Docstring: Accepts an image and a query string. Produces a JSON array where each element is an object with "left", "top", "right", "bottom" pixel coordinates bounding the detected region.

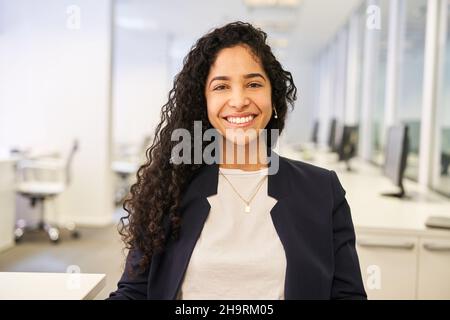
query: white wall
[
  {"left": 0, "top": 0, "right": 114, "bottom": 225},
  {"left": 113, "top": 27, "right": 170, "bottom": 148},
  {"left": 282, "top": 61, "right": 316, "bottom": 146}
]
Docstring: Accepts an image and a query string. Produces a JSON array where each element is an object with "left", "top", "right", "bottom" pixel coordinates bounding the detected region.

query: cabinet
[
  {"left": 356, "top": 231, "right": 418, "bottom": 299},
  {"left": 417, "top": 237, "right": 450, "bottom": 299},
  {"left": 356, "top": 228, "right": 450, "bottom": 299}
]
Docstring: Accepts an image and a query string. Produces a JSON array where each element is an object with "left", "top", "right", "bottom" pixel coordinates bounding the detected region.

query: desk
[
  {"left": 0, "top": 158, "right": 16, "bottom": 252},
  {"left": 0, "top": 272, "right": 106, "bottom": 300}
]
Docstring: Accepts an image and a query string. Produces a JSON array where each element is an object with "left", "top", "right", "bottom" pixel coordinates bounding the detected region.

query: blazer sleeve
[
  {"left": 330, "top": 170, "right": 367, "bottom": 300},
  {"left": 106, "top": 248, "right": 149, "bottom": 300}
]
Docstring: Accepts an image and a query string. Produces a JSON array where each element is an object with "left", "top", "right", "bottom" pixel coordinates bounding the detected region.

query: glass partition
[
  {"left": 432, "top": 0, "right": 450, "bottom": 195},
  {"left": 370, "top": 0, "right": 390, "bottom": 165},
  {"left": 397, "top": 0, "right": 428, "bottom": 181}
]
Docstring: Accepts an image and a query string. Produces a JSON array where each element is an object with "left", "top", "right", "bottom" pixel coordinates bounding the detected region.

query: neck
[{"left": 218, "top": 136, "right": 268, "bottom": 171}]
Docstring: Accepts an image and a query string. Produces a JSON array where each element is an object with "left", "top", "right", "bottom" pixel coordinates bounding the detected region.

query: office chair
[
  {"left": 111, "top": 161, "right": 139, "bottom": 205},
  {"left": 14, "top": 140, "right": 80, "bottom": 243},
  {"left": 112, "top": 135, "right": 152, "bottom": 205}
]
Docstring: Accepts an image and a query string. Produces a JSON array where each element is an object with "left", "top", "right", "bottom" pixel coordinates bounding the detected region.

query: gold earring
[{"left": 273, "top": 107, "right": 278, "bottom": 119}]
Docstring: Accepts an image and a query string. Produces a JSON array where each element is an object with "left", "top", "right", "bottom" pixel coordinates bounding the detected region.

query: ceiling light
[{"left": 244, "top": 0, "right": 302, "bottom": 9}]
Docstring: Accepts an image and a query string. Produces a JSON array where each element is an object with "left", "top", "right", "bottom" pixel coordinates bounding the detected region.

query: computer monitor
[
  {"left": 311, "top": 120, "right": 319, "bottom": 146},
  {"left": 337, "top": 125, "right": 359, "bottom": 171},
  {"left": 333, "top": 123, "right": 344, "bottom": 153},
  {"left": 440, "top": 127, "right": 450, "bottom": 175},
  {"left": 328, "top": 118, "right": 337, "bottom": 151},
  {"left": 403, "top": 120, "right": 420, "bottom": 154},
  {"left": 382, "top": 124, "right": 409, "bottom": 198}
]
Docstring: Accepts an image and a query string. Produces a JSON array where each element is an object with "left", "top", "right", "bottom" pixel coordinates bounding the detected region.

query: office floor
[{"left": 0, "top": 210, "right": 127, "bottom": 300}]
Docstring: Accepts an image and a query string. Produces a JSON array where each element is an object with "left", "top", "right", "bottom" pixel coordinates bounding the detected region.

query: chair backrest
[{"left": 65, "top": 140, "right": 79, "bottom": 186}]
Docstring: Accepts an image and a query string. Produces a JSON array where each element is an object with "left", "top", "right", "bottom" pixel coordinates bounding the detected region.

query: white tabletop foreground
[{"left": 0, "top": 272, "right": 106, "bottom": 300}]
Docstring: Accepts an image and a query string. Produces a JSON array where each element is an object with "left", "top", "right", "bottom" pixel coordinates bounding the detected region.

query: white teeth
[{"left": 225, "top": 115, "right": 255, "bottom": 124}]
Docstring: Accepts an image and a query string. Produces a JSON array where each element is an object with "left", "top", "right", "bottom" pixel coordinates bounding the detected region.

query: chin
[{"left": 222, "top": 130, "right": 261, "bottom": 147}]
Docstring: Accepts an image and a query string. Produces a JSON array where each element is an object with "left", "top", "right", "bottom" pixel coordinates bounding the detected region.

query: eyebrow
[{"left": 208, "top": 73, "right": 266, "bottom": 88}]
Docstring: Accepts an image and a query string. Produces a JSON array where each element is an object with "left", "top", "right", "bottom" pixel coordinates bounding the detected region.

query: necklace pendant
[{"left": 244, "top": 204, "right": 251, "bottom": 213}]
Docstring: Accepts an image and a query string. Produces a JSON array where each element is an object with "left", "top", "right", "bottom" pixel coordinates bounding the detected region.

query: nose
[{"left": 228, "top": 88, "right": 250, "bottom": 110}]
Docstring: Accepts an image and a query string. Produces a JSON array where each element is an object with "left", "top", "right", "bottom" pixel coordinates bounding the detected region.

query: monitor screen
[
  {"left": 311, "top": 120, "right": 319, "bottom": 144},
  {"left": 383, "top": 125, "right": 409, "bottom": 186},
  {"left": 338, "top": 125, "right": 358, "bottom": 161},
  {"left": 328, "top": 118, "right": 337, "bottom": 150}
]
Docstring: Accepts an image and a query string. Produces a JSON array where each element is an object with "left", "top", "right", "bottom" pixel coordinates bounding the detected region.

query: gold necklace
[{"left": 219, "top": 170, "right": 268, "bottom": 213}]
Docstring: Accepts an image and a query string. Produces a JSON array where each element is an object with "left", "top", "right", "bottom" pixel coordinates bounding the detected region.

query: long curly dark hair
[{"left": 119, "top": 21, "right": 297, "bottom": 272}]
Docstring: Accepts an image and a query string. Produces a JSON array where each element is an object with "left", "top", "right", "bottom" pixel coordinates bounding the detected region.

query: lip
[
  {"left": 222, "top": 112, "right": 258, "bottom": 118},
  {"left": 221, "top": 114, "right": 258, "bottom": 128}
]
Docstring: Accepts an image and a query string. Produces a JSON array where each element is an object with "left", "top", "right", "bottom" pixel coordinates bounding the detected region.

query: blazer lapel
[
  {"left": 266, "top": 154, "right": 294, "bottom": 299},
  {"left": 267, "top": 156, "right": 326, "bottom": 299}
]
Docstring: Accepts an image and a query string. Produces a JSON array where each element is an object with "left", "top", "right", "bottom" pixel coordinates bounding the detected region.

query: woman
[{"left": 108, "top": 22, "right": 366, "bottom": 300}]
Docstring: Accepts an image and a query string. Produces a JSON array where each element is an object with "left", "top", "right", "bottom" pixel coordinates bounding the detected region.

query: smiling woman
[{"left": 108, "top": 21, "right": 366, "bottom": 300}]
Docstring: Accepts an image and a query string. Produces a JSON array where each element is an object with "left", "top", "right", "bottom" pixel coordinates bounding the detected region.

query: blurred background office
[{"left": 1, "top": 0, "right": 450, "bottom": 299}]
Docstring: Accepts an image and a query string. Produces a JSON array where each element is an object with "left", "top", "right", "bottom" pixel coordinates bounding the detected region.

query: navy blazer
[{"left": 108, "top": 154, "right": 367, "bottom": 300}]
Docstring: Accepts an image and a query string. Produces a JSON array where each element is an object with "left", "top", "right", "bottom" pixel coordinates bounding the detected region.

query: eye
[
  {"left": 247, "top": 82, "right": 262, "bottom": 88},
  {"left": 213, "top": 84, "right": 228, "bottom": 91}
]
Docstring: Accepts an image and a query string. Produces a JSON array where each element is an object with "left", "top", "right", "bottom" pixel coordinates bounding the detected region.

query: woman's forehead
[{"left": 209, "top": 45, "right": 265, "bottom": 76}]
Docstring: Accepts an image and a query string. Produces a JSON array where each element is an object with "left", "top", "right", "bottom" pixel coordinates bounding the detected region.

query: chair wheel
[
  {"left": 48, "top": 227, "right": 60, "bottom": 243},
  {"left": 71, "top": 230, "right": 80, "bottom": 239},
  {"left": 14, "top": 228, "right": 24, "bottom": 243}
]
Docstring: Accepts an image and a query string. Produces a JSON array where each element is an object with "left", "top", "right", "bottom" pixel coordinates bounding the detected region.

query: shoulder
[
  {"left": 278, "top": 155, "right": 346, "bottom": 201},
  {"left": 279, "top": 155, "right": 331, "bottom": 178}
]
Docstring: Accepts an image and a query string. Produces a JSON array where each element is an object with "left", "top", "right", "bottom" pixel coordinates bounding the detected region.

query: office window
[
  {"left": 397, "top": 0, "right": 427, "bottom": 181},
  {"left": 355, "top": 5, "right": 366, "bottom": 124},
  {"left": 315, "top": 33, "right": 347, "bottom": 148},
  {"left": 333, "top": 29, "right": 348, "bottom": 128},
  {"left": 370, "top": 0, "right": 390, "bottom": 165},
  {"left": 330, "top": 27, "right": 348, "bottom": 150},
  {"left": 344, "top": 9, "right": 365, "bottom": 127},
  {"left": 433, "top": 1, "right": 450, "bottom": 195}
]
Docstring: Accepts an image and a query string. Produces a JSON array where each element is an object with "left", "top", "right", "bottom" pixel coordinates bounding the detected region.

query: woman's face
[{"left": 205, "top": 45, "right": 272, "bottom": 145}]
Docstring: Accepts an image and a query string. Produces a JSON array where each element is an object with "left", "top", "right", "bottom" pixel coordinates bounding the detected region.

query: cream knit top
[{"left": 178, "top": 167, "right": 287, "bottom": 300}]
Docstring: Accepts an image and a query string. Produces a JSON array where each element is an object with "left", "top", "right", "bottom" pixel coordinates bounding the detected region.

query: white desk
[
  {"left": 0, "top": 158, "right": 16, "bottom": 252},
  {"left": 0, "top": 272, "right": 106, "bottom": 300}
]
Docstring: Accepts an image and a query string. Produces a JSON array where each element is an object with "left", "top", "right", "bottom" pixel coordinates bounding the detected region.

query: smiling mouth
[{"left": 223, "top": 114, "right": 258, "bottom": 126}]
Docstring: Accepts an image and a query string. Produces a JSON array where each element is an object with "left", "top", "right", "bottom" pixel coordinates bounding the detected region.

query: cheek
[
  {"left": 205, "top": 96, "right": 223, "bottom": 125},
  {"left": 253, "top": 94, "right": 272, "bottom": 117}
]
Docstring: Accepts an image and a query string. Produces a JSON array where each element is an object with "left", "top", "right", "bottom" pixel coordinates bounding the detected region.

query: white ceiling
[{"left": 115, "top": 0, "right": 363, "bottom": 61}]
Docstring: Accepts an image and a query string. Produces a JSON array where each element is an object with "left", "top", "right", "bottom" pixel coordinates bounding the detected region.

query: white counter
[{"left": 0, "top": 158, "right": 16, "bottom": 251}]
